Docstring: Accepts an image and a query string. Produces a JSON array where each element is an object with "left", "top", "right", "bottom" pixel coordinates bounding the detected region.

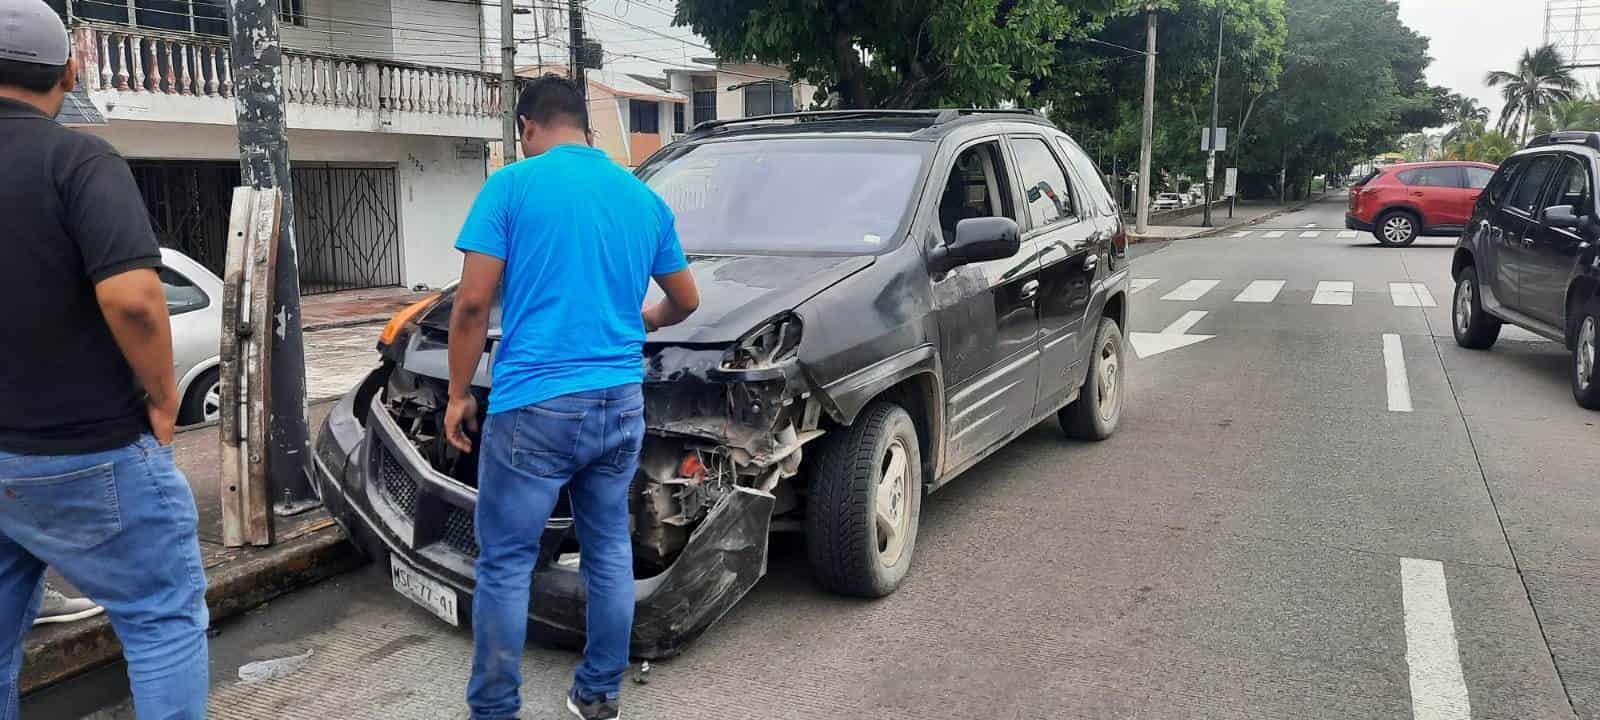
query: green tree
[
  {"left": 1486, "top": 44, "right": 1579, "bottom": 143},
  {"left": 1532, "top": 97, "right": 1600, "bottom": 134},
  {"left": 1444, "top": 121, "right": 1518, "bottom": 164},
  {"left": 673, "top": 0, "right": 1116, "bottom": 109}
]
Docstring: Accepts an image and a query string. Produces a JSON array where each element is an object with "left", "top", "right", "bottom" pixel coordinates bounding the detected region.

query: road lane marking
[
  {"left": 1264, "top": 231, "right": 1286, "bottom": 238},
  {"left": 1131, "top": 278, "right": 1159, "bottom": 294},
  {"left": 1299, "top": 231, "right": 1322, "bottom": 238},
  {"left": 1163, "top": 310, "right": 1207, "bottom": 334},
  {"left": 1401, "top": 558, "right": 1471, "bottom": 719},
  {"left": 1129, "top": 311, "right": 1215, "bottom": 358},
  {"left": 1390, "top": 282, "right": 1438, "bottom": 307},
  {"left": 1312, "top": 281, "right": 1354, "bottom": 305},
  {"left": 1231, "top": 231, "right": 1251, "bottom": 238},
  {"left": 1338, "top": 230, "right": 1359, "bottom": 239},
  {"left": 1384, "top": 333, "right": 1413, "bottom": 412},
  {"left": 1233, "top": 280, "right": 1286, "bottom": 303},
  {"left": 1161, "top": 279, "right": 1220, "bottom": 301}
]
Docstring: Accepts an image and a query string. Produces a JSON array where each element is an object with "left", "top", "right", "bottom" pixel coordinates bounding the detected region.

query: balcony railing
[{"left": 71, "top": 23, "right": 502, "bottom": 118}]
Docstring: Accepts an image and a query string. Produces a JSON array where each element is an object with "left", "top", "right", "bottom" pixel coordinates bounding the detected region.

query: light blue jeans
[
  {"left": 0, "top": 434, "right": 209, "bottom": 719},
  {"left": 468, "top": 384, "right": 643, "bottom": 719}
]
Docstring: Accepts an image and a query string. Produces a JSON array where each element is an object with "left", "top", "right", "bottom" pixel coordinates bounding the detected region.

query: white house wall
[
  {"left": 83, "top": 122, "right": 484, "bottom": 290},
  {"left": 90, "top": 89, "right": 499, "bottom": 138},
  {"left": 282, "top": 0, "right": 396, "bottom": 60},
  {"left": 281, "top": 0, "right": 482, "bottom": 72}
]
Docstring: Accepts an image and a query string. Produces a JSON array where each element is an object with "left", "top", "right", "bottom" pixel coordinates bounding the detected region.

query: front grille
[
  {"left": 378, "top": 447, "right": 419, "bottom": 516},
  {"left": 443, "top": 507, "right": 480, "bottom": 558}
]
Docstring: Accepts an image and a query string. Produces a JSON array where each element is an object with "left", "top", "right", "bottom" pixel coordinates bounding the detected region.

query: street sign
[
  {"left": 1206, "top": 155, "right": 1216, "bottom": 181},
  {"left": 1224, "top": 167, "right": 1238, "bottom": 197},
  {"left": 1201, "top": 127, "right": 1228, "bottom": 152}
]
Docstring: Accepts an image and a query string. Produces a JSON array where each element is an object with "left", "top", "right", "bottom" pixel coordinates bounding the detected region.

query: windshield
[{"left": 637, "top": 138, "right": 929, "bottom": 255}]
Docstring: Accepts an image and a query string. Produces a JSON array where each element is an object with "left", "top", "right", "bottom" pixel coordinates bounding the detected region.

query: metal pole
[
  {"left": 501, "top": 0, "right": 517, "bottom": 160},
  {"left": 227, "top": 0, "right": 317, "bottom": 520},
  {"left": 1136, "top": 6, "right": 1157, "bottom": 234},
  {"left": 569, "top": 0, "right": 586, "bottom": 110},
  {"left": 1203, "top": 3, "right": 1222, "bottom": 228}
]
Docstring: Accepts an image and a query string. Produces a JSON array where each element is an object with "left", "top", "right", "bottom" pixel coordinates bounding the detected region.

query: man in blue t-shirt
[{"left": 443, "top": 74, "right": 699, "bottom": 720}]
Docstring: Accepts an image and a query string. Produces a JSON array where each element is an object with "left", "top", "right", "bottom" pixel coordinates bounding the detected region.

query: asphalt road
[{"left": 45, "top": 194, "right": 1600, "bottom": 719}]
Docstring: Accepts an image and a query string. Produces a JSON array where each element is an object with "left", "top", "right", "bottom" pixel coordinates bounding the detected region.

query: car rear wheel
[
  {"left": 179, "top": 367, "right": 221, "bottom": 425},
  {"left": 1061, "top": 317, "right": 1125, "bottom": 441},
  {"left": 806, "top": 402, "right": 921, "bottom": 598},
  {"left": 1573, "top": 300, "right": 1600, "bottom": 409},
  {"left": 1376, "top": 210, "right": 1418, "bottom": 246},
  {"left": 1452, "top": 267, "right": 1501, "bottom": 350}
]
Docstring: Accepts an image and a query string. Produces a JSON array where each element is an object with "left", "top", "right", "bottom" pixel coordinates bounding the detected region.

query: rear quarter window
[
  {"left": 1055, "top": 137, "right": 1116, "bottom": 216},
  {"left": 1481, "top": 158, "right": 1525, "bottom": 208}
]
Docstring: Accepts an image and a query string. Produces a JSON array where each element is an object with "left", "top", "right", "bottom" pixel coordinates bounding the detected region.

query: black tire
[
  {"left": 1375, "top": 210, "right": 1419, "bottom": 246},
  {"left": 1061, "top": 317, "right": 1125, "bottom": 441},
  {"left": 1572, "top": 297, "right": 1600, "bottom": 410},
  {"left": 1452, "top": 267, "right": 1501, "bottom": 350},
  {"left": 178, "top": 367, "right": 220, "bottom": 425},
  {"left": 805, "top": 402, "right": 922, "bottom": 598}
]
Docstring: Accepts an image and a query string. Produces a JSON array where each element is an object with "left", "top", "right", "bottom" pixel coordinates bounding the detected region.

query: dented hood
[{"left": 644, "top": 254, "right": 874, "bottom": 344}]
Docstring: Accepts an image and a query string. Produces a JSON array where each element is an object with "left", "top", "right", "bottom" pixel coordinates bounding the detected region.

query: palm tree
[
  {"left": 1443, "top": 96, "right": 1491, "bottom": 146},
  {"left": 1486, "top": 44, "right": 1580, "bottom": 143},
  {"left": 1536, "top": 98, "right": 1600, "bottom": 134}
]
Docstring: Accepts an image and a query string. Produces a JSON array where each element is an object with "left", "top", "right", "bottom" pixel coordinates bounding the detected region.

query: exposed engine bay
[{"left": 380, "top": 315, "right": 822, "bottom": 576}]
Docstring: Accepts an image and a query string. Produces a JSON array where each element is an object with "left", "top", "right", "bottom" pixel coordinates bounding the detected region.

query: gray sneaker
[
  {"left": 34, "top": 587, "right": 103, "bottom": 625},
  {"left": 566, "top": 688, "right": 620, "bottom": 720}
]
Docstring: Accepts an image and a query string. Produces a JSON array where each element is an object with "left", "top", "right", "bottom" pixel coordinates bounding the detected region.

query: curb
[
  {"left": 21, "top": 522, "right": 365, "bottom": 693},
  {"left": 304, "top": 318, "right": 387, "bottom": 333},
  {"left": 1126, "top": 192, "right": 1333, "bottom": 245}
]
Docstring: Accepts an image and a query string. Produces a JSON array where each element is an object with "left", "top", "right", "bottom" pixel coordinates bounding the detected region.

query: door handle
[
  {"left": 1083, "top": 254, "right": 1099, "bottom": 272},
  {"left": 1019, "top": 280, "right": 1040, "bottom": 303},
  {"left": 1523, "top": 236, "right": 1536, "bottom": 247}
]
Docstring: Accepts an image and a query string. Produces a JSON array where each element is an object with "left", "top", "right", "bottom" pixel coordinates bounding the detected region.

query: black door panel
[{"left": 1526, "top": 156, "right": 1593, "bottom": 326}]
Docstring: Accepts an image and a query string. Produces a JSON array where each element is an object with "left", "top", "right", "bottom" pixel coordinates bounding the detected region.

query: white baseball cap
[{"left": 0, "top": 0, "right": 69, "bottom": 66}]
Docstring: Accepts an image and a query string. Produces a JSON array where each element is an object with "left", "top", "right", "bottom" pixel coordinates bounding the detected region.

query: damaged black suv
[{"left": 312, "top": 109, "right": 1132, "bottom": 658}]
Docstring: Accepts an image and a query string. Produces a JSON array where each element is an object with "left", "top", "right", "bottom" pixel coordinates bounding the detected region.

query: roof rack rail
[
  {"left": 1527, "top": 131, "right": 1600, "bottom": 151},
  {"left": 687, "top": 107, "right": 1045, "bottom": 134}
]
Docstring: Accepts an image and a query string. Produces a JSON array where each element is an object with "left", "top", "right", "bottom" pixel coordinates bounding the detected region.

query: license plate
[{"left": 391, "top": 556, "right": 459, "bottom": 627}]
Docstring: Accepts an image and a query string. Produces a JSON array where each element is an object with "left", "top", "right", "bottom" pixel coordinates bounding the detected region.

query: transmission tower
[{"left": 1547, "top": 0, "right": 1600, "bottom": 69}]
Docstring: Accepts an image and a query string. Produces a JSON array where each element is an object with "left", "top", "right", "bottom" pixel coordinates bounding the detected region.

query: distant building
[
  {"left": 513, "top": 65, "right": 686, "bottom": 168},
  {"left": 662, "top": 58, "right": 818, "bottom": 130}
]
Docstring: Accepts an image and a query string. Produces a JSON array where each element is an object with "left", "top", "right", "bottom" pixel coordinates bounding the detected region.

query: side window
[
  {"left": 1398, "top": 167, "right": 1460, "bottom": 187},
  {"left": 160, "top": 266, "right": 209, "bottom": 316},
  {"left": 937, "top": 141, "right": 1015, "bottom": 245},
  {"left": 1464, "top": 167, "right": 1495, "bottom": 190},
  {"left": 1056, "top": 136, "right": 1115, "bottom": 216},
  {"left": 1547, "top": 157, "right": 1593, "bottom": 217},
  {"left": 1010, "top": 137, "right": 1076, "bottom": 228},
  {"left": 1482, "top": 158, "right": 1524, "bottom": 207},
  {"left": 1508, "top": 156, "right": 1559, "bottom": 215}
]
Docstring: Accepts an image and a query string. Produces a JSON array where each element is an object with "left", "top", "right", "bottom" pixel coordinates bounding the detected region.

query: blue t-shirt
[{"left": 454, "top": 144, "right": 688, "bottom": 414}]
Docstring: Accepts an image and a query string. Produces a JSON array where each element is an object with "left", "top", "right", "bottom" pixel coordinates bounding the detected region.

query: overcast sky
[{"left": 1395, "top": 0, "right": 1569, "bottom": 126}]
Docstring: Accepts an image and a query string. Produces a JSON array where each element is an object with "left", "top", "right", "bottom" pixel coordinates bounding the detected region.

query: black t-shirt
[{"left": 0, "top": 96, "right": 162, "bottom": 455}]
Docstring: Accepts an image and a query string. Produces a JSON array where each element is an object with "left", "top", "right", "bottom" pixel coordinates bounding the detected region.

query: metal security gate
[{"left": 129, "top": 161, "right": 403, "bottom": 295}]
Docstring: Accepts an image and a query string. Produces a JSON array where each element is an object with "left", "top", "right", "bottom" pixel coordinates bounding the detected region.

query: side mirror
[
  {"left": 1544, "top": 204, "right": 1589, "bottom": 231},
  {"left": 930, "top": 217, "right": 1021, "bottom": 273}
]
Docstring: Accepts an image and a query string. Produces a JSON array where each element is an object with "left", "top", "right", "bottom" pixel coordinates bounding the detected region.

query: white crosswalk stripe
[
  {"left": 1264, "top": 231, "right": 1286, "bottom": 238},
  {"left": 1313, "top": 281, "right": 1355, "bottom": 305},
  {"left": 1231, "top": 231, "right": 1251, "bottom": 238},
  {"left": 1131, "top": 278, "right": 1159, "bottom": 294},
  {"left": 1389, "top": 282, "right": 1438, "bottom": 307},
  {"left": 1233, "top": 280, "right": 1286, "bottom": 303},
  {"left": 1161, "top": 279, "right": 1220, "bottom": 301},
  {"left": 1338, "top": 230, "right": 1359, "bottom": 239},
  {"left": 1299, "top": 231, "right": 1321, "bottom": 238}
]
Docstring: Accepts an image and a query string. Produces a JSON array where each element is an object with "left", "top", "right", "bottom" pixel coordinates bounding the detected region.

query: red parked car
[{"left": 1346, "top": 161, "right": 1498, "bottom": 246}]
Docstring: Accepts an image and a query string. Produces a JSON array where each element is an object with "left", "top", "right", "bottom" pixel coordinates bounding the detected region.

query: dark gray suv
[{"left": 1451, "top": 131, "right": 1600, "bottom": 409}]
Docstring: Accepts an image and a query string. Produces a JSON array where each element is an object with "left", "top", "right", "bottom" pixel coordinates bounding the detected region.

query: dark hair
[
  {"left": 516, "top": 73, "right": 588, "bottom": 133},
  {"left": 0, "top": 58, "right": 68, "bottom": 93}
]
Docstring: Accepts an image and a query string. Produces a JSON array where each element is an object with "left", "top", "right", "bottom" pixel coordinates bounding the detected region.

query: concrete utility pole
[
  {"left": 569, "top": 0, "right": 587, "bottom": 108},
  {"left": 1136, "top": 5, "right": 1157, "bottom": 233},
  {"left": 1202, "top": 4, "right": 1223, "bottom": 228},
  {"left": 226, "top": 0, "right": 318, "bottom": 520},
  {"left": 501, "top": 0, "right": 517, "bottom": 159}
]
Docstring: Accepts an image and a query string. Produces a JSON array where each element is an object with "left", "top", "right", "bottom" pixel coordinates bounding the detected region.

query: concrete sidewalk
[
  {"left": 1129, "top": 194, "right": 1332, "bottom": 243},
  {"left": 21, "top": 400, "right": 365, "bottom": 694}
]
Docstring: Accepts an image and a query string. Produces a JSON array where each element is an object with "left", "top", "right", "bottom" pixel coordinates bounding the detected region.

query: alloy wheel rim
[
  {"left": 1455, "top": 280, "right": 1473, "bottom": 335},
  {"left": 1580, "top": 317, "right": 1597, "bottom": 391},
  {"left": 203, "top": 381, "right": 222, "bottom": 423},
  {"left": 1384, "top": 216, "right": 1412, "bottom": 243},
  {"left": 1098, "top": 335, "right": 1120, "bottom": 421},
  {"left": 875, "top": 439, "right": 912, "bottom": 567}
]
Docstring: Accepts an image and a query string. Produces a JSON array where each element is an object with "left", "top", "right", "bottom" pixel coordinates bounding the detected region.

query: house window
[
  {"left": 279, "top": 0, "right": 305, "bottom": 27},
  {"left": 742, "top": 81, "right": 794, "bottom": 117},
  {"left": 673, "top": 103, "right": 685, "bottom": 133},
  {"left": 630, "top": 100, "right": 660, "bottom": 134},
  {"left": 73, "top": 0, "right": 229, "bottom": 37},
  {"left": 693, "top": 89, "right": 716, "bottom": 126}
]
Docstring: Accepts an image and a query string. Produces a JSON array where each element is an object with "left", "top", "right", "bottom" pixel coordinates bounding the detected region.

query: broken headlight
[{"left": 721, "top": 314, "right": 802, "bottom": 371}]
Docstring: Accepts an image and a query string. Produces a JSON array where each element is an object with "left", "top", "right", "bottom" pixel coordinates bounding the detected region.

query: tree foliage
[
  {"left": 1486, "top": 44, "right": 1579, "bottom": 143},
  {"left": 1444, "top": 121, "right": 1519, "bottom": 164}
]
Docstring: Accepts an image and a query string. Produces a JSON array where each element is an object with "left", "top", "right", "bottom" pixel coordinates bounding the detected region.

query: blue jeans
[
  {"left": 0, "top": 434, "right": 208, "bottom": 719},
  {"left": 468, "top": 384, "right": 644, "bottom": 719}
]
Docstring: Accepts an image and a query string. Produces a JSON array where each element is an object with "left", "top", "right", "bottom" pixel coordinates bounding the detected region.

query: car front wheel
[
  {"left": 1452, "top": 268, "right": 1501, "bottom": 349},
  {"left": 1573, "top": 300, "right": 1600, "bottom": 410},
  {"left": 179, "top": 368, "right": 222, "bottom": 426},
  {"left": 806, "top": 402, "right": 922, "bottom": 598}
]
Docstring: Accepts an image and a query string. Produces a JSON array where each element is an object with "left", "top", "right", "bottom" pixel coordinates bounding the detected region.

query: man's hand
[
  {"left": 444, "top": 393, "right": 479, "bottom": 453},
  {"left": 94, "top": 268, "right": 180, "bottom": 446},
  {"left": 148, "top": 399, "right": 178, "bottom": 446},
  {"left": 646, "top": 269, "right": 700, "bottom": 332}
]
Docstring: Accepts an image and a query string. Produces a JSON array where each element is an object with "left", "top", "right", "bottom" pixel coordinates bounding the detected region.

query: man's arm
[
  {"left": 443, "top": 252, "right": 504, "bottom": 453},
  {"left": 643, "top": 268, "right": 699, "bottom": 331},
  {"left": 94, "top": 269, "right": 179, "bottom": 444}
]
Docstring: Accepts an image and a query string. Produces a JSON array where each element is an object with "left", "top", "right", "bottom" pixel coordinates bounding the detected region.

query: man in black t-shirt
[{"left": 0, "top": 1, "right": 207, "bottom": 716}]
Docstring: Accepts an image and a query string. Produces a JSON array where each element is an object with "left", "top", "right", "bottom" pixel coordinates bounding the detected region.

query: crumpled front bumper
[{"left": 312, "top": 370, "right": 775, "bottom": 659}]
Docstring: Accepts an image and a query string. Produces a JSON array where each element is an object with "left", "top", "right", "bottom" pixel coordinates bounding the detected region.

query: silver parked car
[{"left": 159, "top": 248, "right": 223, "bottom": 426}]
